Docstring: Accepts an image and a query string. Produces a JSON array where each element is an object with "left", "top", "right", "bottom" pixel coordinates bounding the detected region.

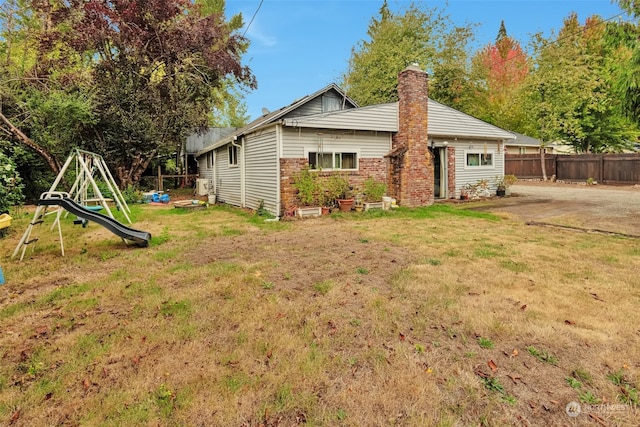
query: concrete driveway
[{"left": 481, "top": 181, "right": 640, "bottom": 236}]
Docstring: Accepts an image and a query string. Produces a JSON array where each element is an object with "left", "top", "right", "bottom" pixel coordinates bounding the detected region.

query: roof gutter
[{"left": 196, "top": 121, "right": 282, "bottom": 157}]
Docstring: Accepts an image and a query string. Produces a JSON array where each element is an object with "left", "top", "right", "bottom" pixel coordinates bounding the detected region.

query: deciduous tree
[{"left": 342, "top": 1, "right": 474, "bottom": 107}]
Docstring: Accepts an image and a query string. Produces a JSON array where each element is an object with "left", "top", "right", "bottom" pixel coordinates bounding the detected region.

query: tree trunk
[
  {"left": 0, "top": 111, "right": 62, "bottom": 176},
  {"left": 540, "top": 145, "right": 547, "bottom": 181},
  {"left": 115, "top": 151, "right": 156, "bottom": 189}
]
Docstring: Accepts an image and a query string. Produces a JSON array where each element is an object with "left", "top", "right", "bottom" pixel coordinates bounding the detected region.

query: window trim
[
  {"left": 306, "top": 150, "right": 359, "bottom": 171},
  {"left": 228, "top": 145, "right": 239, "bottom": 167},
  {"left": 465, "top": 150, "right": 495, "bottom": 169}
]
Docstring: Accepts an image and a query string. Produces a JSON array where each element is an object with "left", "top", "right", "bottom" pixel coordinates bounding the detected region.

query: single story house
[
  {"left": 505, "top": 132, "right": 541, "bottom": 154},
  {"left": 194, "top": 65, "right": 515, "bottom": 216},
  {"left": 505, "top": 133, "right": 576, "bottom": 155}
]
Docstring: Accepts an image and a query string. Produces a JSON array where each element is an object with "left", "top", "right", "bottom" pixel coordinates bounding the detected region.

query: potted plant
[
  {"left": 362, "top": 177, "right": 387, "bottom": 211},
  {"left": 460, "top": 184, "right": 470, "bottom": 200},
  {"left": 327, "top": 174, "right": 353, "bottom": 212},
  {"left": 495, "top": 174, "right": 517, "bottom": 197},
  {"left": 292, "top": 168, "right": 322, "bottom": 217}
]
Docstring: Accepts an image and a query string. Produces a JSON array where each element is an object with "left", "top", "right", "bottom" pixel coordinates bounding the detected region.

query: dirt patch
[
  {"left": 187, "top": 218, "right": 415, "bottom": 290},
  {"left": 478, "top": 181, "right": 640, "bottom": 236}
]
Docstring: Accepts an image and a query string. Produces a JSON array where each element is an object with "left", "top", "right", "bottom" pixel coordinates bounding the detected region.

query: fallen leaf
[
  {"left": 588, "top": 413, "right": 608, "bottom": 427},
  {"left": 9, "top": 409, "right": 20, "bottom": 424},
  {"left": 520, "top": 304, "right": 527, "bottom": 311},
  {"left": 512, "top": 349, "right": 519, "bottom": 358},
  {"left": 488, "top": 360, "right": 498, "bottom": 372},
  {"left": 83, "top": 378, "right": 90, "bottom": 391},
  {"left": 564, "top": 320, "right": 575, "bottom": 325},
  {"left": 398, "top": 332, "right": 405, "bottom": 342},
  {"left": 507, "top": 374, "right": 522, "bottom": 385}
]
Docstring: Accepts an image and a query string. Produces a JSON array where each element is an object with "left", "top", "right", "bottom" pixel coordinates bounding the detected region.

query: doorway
[{"left": 432, "top": 147, "right": 447, "bottom": 199}]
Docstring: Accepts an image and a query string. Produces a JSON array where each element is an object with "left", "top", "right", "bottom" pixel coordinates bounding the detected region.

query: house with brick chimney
[{"left": 194, "top": 65, "right": 514, "bottom": 216}]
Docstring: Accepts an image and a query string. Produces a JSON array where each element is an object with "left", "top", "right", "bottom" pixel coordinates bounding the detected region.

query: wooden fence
[{"left": 505, "top": 153, "right": 640, "bottom": 184}]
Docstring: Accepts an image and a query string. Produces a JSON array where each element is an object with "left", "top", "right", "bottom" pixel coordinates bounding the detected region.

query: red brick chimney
[{"left": 388, "top": 64, "right": 434, "bottom": 207}]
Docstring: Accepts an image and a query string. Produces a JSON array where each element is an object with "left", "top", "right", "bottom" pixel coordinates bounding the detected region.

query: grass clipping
[{"left": 0, "top": 203, "right": 639, "bottom": 426}]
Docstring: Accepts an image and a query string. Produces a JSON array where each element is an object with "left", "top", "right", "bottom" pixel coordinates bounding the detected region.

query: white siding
[
  {"left": 283, "top": 103, "right": 397, "bottom": 132},
  {"left": 214, "top": 145, "right": 241, "bottom": 207},
  {"left": 281, "top": 128, "right": 392, "bottom": 159},
  {"left": 244, "top": 130, "right": 279, "bottom": 213},
  {"left": 452, "top": 140, "right": 505, "bottom": 196}
]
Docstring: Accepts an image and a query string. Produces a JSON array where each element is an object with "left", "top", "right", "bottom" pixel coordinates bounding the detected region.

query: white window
[
  {"left": 228, "top": 145, "right": 238, "bottom": 166},
  {"left": 308, "top": 151, "right": 357, "bottom": 170},
  {"left": 466, "top": 152, "right": 493, "bottom": 167}
]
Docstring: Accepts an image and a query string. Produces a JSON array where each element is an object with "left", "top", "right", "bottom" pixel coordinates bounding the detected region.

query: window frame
[
  {"left": 465, "top": 150, "right": 494, "bottom": 169},
  {"left": 307, "top": 150, "right": 359, "bottom": 171},
  {"left": 228, "top": 145, "right": 239, "bottom": 167}
]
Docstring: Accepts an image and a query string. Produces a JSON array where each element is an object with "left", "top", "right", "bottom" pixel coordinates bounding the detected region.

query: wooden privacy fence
[{"left": 505, "top": 153, "right": 640, "bottom": 184}]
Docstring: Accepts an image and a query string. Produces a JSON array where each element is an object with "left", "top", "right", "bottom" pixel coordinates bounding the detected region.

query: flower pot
[
  {"left": 296, "top": 207, "right": 322, "bottom": 218},
  {"left": 321, "top": 206, "right": 330, "bottom": 215},
  {"left": 497, "top": 189, "right": 506, "bottom": 197},
  {"left": 364, "top": 201, "right": 384, "bottom": 211},
  {"left": 337, "top": 199, "right": 354, "bottom": 212}
]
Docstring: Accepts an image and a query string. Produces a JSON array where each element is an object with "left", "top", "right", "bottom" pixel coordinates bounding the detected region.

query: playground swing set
[{"left": 12, "top": 149, "right": 151, "bottom": 261}]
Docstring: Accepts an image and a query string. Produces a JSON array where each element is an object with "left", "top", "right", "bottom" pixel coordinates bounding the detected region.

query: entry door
[{"left": 433, "top": 148, "right": 447, "bottom": 199}]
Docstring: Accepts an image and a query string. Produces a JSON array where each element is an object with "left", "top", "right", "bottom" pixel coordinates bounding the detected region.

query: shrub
[
  {"left": 362, "top": 177, "right": 386, "bottom": 202},
  {"left": 0, "top": 150, "right": 24, "bottom": 214}
]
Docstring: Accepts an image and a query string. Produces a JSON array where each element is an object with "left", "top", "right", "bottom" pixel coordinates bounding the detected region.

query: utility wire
[{"left": 243, "top": 0, "right": 264, "bottom": 37}]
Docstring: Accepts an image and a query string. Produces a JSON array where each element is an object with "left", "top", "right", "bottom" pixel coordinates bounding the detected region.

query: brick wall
[
  {"left": 390, "top": 65, "right": 434, "bottom": 207},
  {"left": 280, "top": 157, "right": 388, "bottom": 214},
  {"left": 280, "top": 158, "right": 307, "bottom": 212},
  {"left": 447, "top": 147, "right": 456, "bottom": 198}
]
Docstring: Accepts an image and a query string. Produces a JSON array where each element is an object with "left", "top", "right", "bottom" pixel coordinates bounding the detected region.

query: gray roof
[
  {"left": 282, "top": 99, "right": 514, "bottom": 140},
  {"left": 427, "top": 99, "right": 514, "bottom": 140},
  {"left": 196, "top": 84, "right": 358, "bottom": 156},
  {"left": 506, "top": 132, "right": 541, "bottom": 147},
  {"left": 196, "top": 85, "right": 515, "bottom": 157}
]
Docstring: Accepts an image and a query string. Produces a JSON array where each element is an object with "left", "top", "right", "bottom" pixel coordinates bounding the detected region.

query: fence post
[{"left": 599, "top": 155, "right": 604, "bottom": 183}]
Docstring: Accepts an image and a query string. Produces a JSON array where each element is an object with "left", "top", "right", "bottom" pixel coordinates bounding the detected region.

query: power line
[{"left": 243, "top": 0, "right": 264, "bottom": 37}]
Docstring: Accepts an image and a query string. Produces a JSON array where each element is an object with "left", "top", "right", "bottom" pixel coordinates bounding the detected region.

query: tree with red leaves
[
  {"left": 469, "top": 21, "right": 529, "bottom": 130},
  {"left": 4, "top": 0, "right": 255, "bottom": 188}
]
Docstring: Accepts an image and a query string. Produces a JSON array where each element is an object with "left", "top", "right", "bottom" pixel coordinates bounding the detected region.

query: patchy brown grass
[{"left": 0, "top": 201, "right": 639, "bottom": 426}]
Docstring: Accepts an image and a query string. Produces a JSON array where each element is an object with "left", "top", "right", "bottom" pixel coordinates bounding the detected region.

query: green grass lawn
[{"left": 0, "top": 201, "right": 639, "bottom": 426}]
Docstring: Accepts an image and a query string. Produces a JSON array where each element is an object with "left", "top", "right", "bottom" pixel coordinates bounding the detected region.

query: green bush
[
  {"left": 0, "top": 150, "right": 24, "bottom": 214},
  {"left": 362, "top": 177, "right": 387, "bottom": 202}
]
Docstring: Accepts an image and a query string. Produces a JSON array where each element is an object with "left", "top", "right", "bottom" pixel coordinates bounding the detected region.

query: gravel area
[{"left": 481, "top": 181, "right": 640, "bottom": 236}]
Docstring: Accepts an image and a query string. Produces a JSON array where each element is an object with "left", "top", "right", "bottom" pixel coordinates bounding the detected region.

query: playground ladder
[{"left": 12, "top": 192, "right": 67, "bottom": 261}]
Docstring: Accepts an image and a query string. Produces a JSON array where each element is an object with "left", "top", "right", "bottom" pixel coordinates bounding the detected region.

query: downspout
[
  {"left": 231, "top": 136, "right": 245, "bottom": 208},
  {"left": 274, "top": 123, "right": 283, "bottom": 220}
]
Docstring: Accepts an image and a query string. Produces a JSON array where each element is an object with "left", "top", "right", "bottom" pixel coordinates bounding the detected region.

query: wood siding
[
  {"left": 281, "top": 128, "right": 392, "bottom": 159},
  {"left": 244, "top": 130, "right": 279, "bottom": 213}
]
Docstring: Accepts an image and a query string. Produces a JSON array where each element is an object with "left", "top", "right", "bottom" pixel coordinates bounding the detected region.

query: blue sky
[{"left": 226, "top": 0, "right": 630, "bottom": 121}]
